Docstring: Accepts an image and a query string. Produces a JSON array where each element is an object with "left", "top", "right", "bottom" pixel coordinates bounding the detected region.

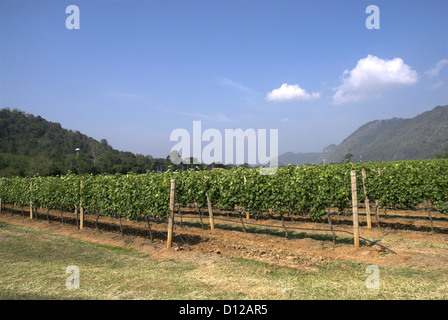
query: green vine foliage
[{"left": 0, "top": 159, "right": 447, "bottom": 221}]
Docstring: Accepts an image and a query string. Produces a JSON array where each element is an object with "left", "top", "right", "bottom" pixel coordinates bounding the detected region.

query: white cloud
[
  {"left": 332, "top": 55, "right": 418, "bottom": 105},
  {"left": 104, "top": 91, "right": 144, "bottom": 101},
  {"left": 425, "top": 59, "right": 448, "bottom": 78},
  {"left": 220, "top": 78, "right": 254, "bottom": 93},
  {"left": 216, "top": 113, "right": 233, "bottom": 122},
  {"left": 280, "top": 117, "right": 289, "bottom": 122},
  {"left": 429, "top": 81, "right": 444, "bottom": 90},
  {"left": 173, "top": 111, "right": 234, "bottom": 122},
  {"left": 265, "top": 83, "right": 320, "bottom": 101}
]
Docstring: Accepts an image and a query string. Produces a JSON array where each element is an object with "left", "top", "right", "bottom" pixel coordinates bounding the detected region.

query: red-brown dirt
[{"left": 0, "top": 205, "right": 447, "bottom": 271}]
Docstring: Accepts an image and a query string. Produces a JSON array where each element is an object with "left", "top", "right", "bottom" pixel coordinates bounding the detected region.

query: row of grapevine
[
  {"left": 0, "top": 159, "right": 447, "bottom": 223},
  {"left": 352, "top": 159, "right": 448, "bottom": 214},
  {"left": 175, "top": 159, "right": 448, "bottom": 219},
  {"left": 0, "top": 173, "right": 172, "bottom": 220},
  {"left": 174, "top": 164, "right": 353, "bottom": 220}
]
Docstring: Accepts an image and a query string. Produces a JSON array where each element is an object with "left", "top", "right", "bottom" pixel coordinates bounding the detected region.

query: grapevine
[{"left": 0, "top": 159, "right": 447, "bottom": 227}]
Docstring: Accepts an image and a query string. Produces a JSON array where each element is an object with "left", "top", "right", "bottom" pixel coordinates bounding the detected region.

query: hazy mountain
[
  {"left": 277, "top": 152, "right": 322, "bottom": 166},
  {"left": 2, "top": 105, "right": 447, "bottom": 175},
  {"left": 325, "top": 105, "right": 448, "bottom": 163},
  {"left": 279, "top": 105, "right": 448, "bottom": 165}
]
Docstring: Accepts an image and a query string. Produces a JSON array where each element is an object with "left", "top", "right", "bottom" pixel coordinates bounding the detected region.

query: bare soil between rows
[{"left": 1, "top": 205, "right": 447, "bottom": 272}]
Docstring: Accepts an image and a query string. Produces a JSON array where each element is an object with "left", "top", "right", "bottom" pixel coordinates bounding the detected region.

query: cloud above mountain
[
  {"left": 425, "top": 59, "right": 448, "bottom": 78},
  {"left": 266, "top": 83, "right": 321, "bottom": 102},
  {"left": 332, "top": 55, "right": 418, "bottom": 105}
]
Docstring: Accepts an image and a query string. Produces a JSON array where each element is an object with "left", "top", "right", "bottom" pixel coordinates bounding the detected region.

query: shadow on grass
[
  {"left": 177, "top": 219, "right": 368, "bottom": 247},
  {"left": 2, "top": 207, "right": 205, "bottom": 247},
  {"left": 183, "top": 207, "right": 448, "bottom": 234},
  {"left": 1, "top": 207, "right": 373, "bottom": 248},
  {"left": 0, "top": 291, "right": 77, "bottom": 300}
]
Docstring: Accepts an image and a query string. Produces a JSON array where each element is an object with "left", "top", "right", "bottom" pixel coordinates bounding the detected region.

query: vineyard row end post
[
  {"left": 207, "top": 194, "right": 215, "bottom": 231},
  {"left": 351, "top": 170, "right": 360, "bottom": 248},
  {"left": 29, "top": 182, "right": 33, "bottom": 220},
  {"left": 361, "top": 169, "right": 372, "bottom": 229},
  {"left": 167, "top": 179, "right": 176, "bottom": 249},
  {"left": 79, "top": 181, "right": 84, "bottom": 229}
]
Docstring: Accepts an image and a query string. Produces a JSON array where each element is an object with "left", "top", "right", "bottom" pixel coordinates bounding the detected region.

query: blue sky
[{"left": 0, "top": 0, "right": 447, "bottom": 158}]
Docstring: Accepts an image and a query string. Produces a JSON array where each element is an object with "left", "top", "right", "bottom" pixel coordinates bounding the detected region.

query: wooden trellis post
[
  {"left": 29, "top": 182, "right": 33, "bottom": 219},
  {"left": 244, "top": 176, "right": 250, "bottom": 220},
  {"left": 351, "top": 170, "right": 360, "bottom": 247},
  {"left": 375, "top": 168, "right": 382, "bottom": 224},
  {"left": 0, "top": 181, "right": 2, "bottom": 214},
  {"left": 79, "top": 181, "right": 84, "bottom": 229},
  {"left": 361, "top": 169, "right": 372, "bottom": 229},
  {"left": 207, "top": 194, "right": 215, "bottom": 231},
  {"left": 167, "top": 179, "right": 176, "bottom": 249}
]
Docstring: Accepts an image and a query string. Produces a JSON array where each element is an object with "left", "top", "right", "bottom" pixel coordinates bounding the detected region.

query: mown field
[
  {"left": 1, "top": 159, "right": 447, "bottom": 301},
  {"left": 1, "top": 211, "right": 447, "bottom": 300}
]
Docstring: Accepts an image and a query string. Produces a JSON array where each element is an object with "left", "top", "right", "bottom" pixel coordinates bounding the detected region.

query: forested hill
[
  {"left": 0, "top": 108, "right": 170, "bottom": 177},
  {"left": 0, "top": 108, "right": 113, "bottom": 156},
  {"left": 324, "top": 105, "right": 448, "bottom": 163}
]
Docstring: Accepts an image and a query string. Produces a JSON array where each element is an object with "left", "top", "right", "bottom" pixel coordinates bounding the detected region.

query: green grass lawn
[{"left": 0, "top": 221, "right": 447, "bottom": 300}]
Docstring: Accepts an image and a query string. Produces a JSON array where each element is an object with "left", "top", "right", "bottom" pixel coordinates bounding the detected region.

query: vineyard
[{"left": 1, "top": 159, "right": 448, "bottom": 251}]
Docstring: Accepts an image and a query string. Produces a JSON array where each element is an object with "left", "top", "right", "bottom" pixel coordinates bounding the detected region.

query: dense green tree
[
  {"left": 435, "top": 146, "right": 448, "bottom": 159},
  {"left": 0, "top": 108, "right": 173, "bottom": 177},
  {"left": 343, "top": 153, "right": 353, "bottom": 163}
]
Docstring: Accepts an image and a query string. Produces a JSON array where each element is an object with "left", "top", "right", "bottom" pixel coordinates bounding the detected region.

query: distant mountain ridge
[
  {"left": 278, "top": 105, "right": 448, "bottom": 165},
  {"left": 1, "top": 105, "right": 447, "bottom": 176},
  {"left": 277, "top": 152, "right": 322, "bottom": 167}
]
